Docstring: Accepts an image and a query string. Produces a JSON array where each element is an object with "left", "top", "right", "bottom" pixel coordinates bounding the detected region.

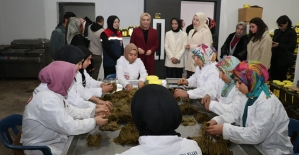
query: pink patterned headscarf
[
  {"left": 192, "top": 44, "right": 217, "bottom": 65},
  {"left": 38, "top": 61, "right": 76, "bottom": 96}
]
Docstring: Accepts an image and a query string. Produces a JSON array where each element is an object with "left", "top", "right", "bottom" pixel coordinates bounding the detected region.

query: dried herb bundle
[
  {"left": 113, "top": 123, "right": 139, "bottom": 145},
  {"left": 193, "top": 112, "right": 210, "bottom": 123},
  {"left": 86, "top": 134, "right": 102, "bottom": 146},
  {"left": 181, "top": 116, "right": 196, "bottom": 126},
  {"left": 98, "top": 121, "right": 120, "bottom": 131},
  {"left": 179, "top": 103, "right": 199, "bottom": 115}
]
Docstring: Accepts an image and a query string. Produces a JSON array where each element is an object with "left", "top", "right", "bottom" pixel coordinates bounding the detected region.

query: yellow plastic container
[
  {"left": 146, "top": 75, "right": 159, "bottom": 81},
  {"left": 148, "top": 80, "right": 162, "bottom": 85},
  {"left": 273, "top": 82, "right": 285, "bottom": 97},
  {"left": 272, "top": 80, "right": 280, "bottom": 84}
]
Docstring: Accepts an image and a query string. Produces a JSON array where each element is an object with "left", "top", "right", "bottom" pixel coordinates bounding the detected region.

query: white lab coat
[
  {"left": 212, "top": 92, "right": 293, "bottom": 155},
  {"left": 207, "top": 79, "right": 243, "bottom": 116},
  {"left": 187, "top": 62, "right": 219, "bottom": 99},
  {"left": 22, "top": 88, "right": 96, "bottom": 155},
  {"left": 75, "top": 69, "right": 103, "bottom": 97},
  {"left": 116, "top": 56, "right": 148, "bottom": 87},
  {"left": 115, "top": 136, "right": 202, "bottom": 155},
  {"left": 67, "top": 81, "right": 96, "bottom": 108}
]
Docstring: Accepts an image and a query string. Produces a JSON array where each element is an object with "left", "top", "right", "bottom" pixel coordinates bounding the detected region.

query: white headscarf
[
  {"left": 66, "top": 17, "right": 81, "bottom": 45},
  {"left": 194, "top": 12, "right": 209, "bottom": 32}
]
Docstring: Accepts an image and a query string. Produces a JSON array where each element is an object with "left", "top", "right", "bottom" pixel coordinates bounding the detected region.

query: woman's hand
[
  {"left": 138, "top": 48, "right": 145, "bottom": 54},
  {"left": 186, "top": 44, "right": 190, "bottom": 49},
  {"left": 171, "top": 57, "right": 178, "bottom": 64},
  {"left": 178, "top": 78, "right": 188, "bottom": 86},
  {"left": 138, "top": 81, "right": 144, "bottom": 88},
  {"left": 145, "top": 50, "right": 152, "bottom": 55},
  {"left": 125, "top": 84, "right": 133, "bottom": 91},
  {"left": 174, "top": 89, "right": 188, "bottom": 98},
  {"left": 272, "top": 42, "right": 279, "bottom": 47},
  {"left": 206, "top": 124, "right": 223, "bottom": 135},
  {"left": 98, "top": 100, "right": 113, "bottom": 108},
  {"left": 201, "top": 94, "right": 211, "bottom": 111},
  {"left": 95, "top": 115, "right": 108, "bottom": 126},
  {"left": 101, "top": 85, "right": 113, "bottom": 93}
]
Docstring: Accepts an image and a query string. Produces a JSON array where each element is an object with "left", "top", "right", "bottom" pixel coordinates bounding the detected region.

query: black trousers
[
  {"left": 166, "top": 67, "right": 183, "bottom": 78},
  {"left": 270, "top": 65, "right": 289, "bottom": 81},
  {"left": 104, "top": 66, "right": 116, "bottom": 79}
]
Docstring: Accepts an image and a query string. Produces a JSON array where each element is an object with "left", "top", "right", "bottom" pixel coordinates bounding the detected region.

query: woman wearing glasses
[
  {"left": 270, "top": 15, "right": 297, "bottom": 81},
  {"left": 247, "top": 17, "right": 272, "bottom": 69}
]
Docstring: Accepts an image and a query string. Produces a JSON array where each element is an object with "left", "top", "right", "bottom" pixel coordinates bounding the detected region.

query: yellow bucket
[{"left": 146, "top": 75, "right": 159, "bottom": 81}]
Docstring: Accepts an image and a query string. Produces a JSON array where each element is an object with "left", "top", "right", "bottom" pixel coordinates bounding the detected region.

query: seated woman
[
  {"left": 206, "top": 61, "right": 293, "bottom": 155},
  {"left": 174, "top": 44, "right": 219, "bottom": 99},
  {"left": 220, "top": 21, "right": 248, "bottom": 61},
  {"left": 116, "top": 43, "right": 148, "bottom": 91},
  {"left": 55, "top": 45, "right": 112, "bottom": 108},
  {"left": 22, "top": 61, "right": 108, "bottom": 155},
  {"left": 116, "top": 85, "right": 202, "bottom": 155},
  {"left": 75, "top": 45, "right": 113, "bottom": 97},
  {"left": 201, "top": 56, "right": 242, "bottom": 116}
]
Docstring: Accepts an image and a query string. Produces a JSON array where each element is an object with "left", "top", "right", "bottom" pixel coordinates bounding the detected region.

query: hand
[
  {"left": 145, "top": 50, "right": 152, "bottom": 56},
  {"left": 272, "top": 42, "right": 279, "bottom": 47},
  {"left": 204, "top": 101, "right": 211, "bottom": 111},
  {"left": 207, "top": 120, "right": 217, "bottom": 126},
  {"left": 201, "top": 94, "right": 211, "bottom": 105},
  {"left": 95, "top": 115, "right": 108, "bottom": 126},
  {"left": 186, "top": 44, "right": 190, "bottom": 49},
  {"left": 171, "top": 57, "right": 178, "bottom": 64},
  {"left": 101, "top": 85, "right": 113, "bottom": 93},
  {"left": 97, "top": 100, "right": 113, "bottom": 108},
  {"left": 125, "top": 84, "right": 133, "bottom": 91},
  {"left": 174, "top": 89, "right": 188, "bottom": 98},
  {"left": 138, "top": 81, "right": 144, "bottom": 88},
  {"left": 178, "top": 78, "right": 188, "bottom": 86},
  {"left": 206, "top": 124, "right": 223, "bottom": 135},
  {"left": 95, "top": 104, "right": 109, "bottom": 113},
  {"left": 100, "top": 83, "right": 108, "bottom": 87},
  {"left": 138, "top": 48, "right": 145, "bottom": 54}
]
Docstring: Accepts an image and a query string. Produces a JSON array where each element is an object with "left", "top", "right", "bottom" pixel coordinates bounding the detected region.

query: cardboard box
[{"left": 238, "top": 5, "right": 263, "bottom": 22}]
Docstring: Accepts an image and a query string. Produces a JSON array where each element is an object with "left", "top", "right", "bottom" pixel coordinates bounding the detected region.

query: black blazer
[
  {"left": 271, "top": 28, "right": 297, "bottom": 67},
  {"left": 220, "top": 32, "right": 249, "bottom": 61}
]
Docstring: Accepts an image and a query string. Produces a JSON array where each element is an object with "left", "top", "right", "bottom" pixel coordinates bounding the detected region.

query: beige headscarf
[
  {"left": 140, "top": 13, "right": 151, "bottom": 30},
  {"left": 66, "top": 17, "right": 81, "bottom": 45},
  {"left": 124, "top": 43, "right": 137, "bottom": 61},
  {"left": 194, "top": 12, "right": 209, "bottom": 31}
]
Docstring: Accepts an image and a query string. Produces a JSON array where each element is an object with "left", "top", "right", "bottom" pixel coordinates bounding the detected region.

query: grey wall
[{"left": 62, "top": 3, "right": 95, "bottom": 23}]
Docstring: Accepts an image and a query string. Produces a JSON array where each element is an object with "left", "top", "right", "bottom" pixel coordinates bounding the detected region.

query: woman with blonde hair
[
  {"left": 185, "top": 12, "right": 213, "bottom": 78},
  {"left": 130, "top": 13, "right": 159, "bottom": 75}
]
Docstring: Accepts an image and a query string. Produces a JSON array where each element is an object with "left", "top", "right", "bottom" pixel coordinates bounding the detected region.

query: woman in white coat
[
  {"left": 185, "top": 12, "right": 213, "bottom": 78},
  {"left": 174, "top": 44, "right": 219, "bottom": 99},
  {"left": 116, "top": 85, "right": 202, "bottom": 155},
  {"left": 22, "top": 61, "right": 108, "bottom": 155},
  {"left": 206, "top": 61, "right": 293, "bottom": 155},
  {"left": 201, "top": 56, "right": 242, "bottom": 116},
  {"left": 164, "top": 18, "right": 187, "bottom": 78},
  {"left": 75, "top": 45, "right": 113, "bottom": 97},
  {"left": 116, "top": 43, "right": 148, "bottom": 91}
]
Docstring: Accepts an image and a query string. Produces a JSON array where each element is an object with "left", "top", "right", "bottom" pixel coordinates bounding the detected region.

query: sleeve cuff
[
  {"left": 222, "top": 123, "right": 231, "bottom": 140},
  {"left": 187, "top": 90, "right": 195, "bottom": 99}
]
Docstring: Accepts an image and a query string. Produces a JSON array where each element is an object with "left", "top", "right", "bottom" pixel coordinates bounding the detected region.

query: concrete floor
[{"left": 0, "top": 78, "right": 40, "bottom": 154}]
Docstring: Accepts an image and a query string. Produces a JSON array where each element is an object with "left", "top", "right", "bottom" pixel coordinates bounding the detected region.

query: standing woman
[
  {"left": 185, "top": 12, "right": 213, "bottom": 78},
  {"left": 101, "top": 15, "right": 124, "bottom": 78},
  {"left": 65, "top": 17, "right": 89, "bottom": 47},
  {"left": 165, "top": 18, "right": 187, "bottom": 78},
  {"left": 130, "top": 13, "right": 159, "bottom": 75},
  {"left": 247, "top": 17, "right": 272, "bottom": 69},
  {"left": 220, "top": 21, "right": 248, "bottom": 61},
  {"left": 271, "top": 15, "right": 297, "bottom": 81}
]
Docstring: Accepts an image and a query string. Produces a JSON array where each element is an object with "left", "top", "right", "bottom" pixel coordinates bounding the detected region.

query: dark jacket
[
  {"left": 70, "top": 34, "right": 90, "bottom": 48},
  {"left": 220, "top": 32, "right": 249, "bottom": 61},
  {"left": 271, "top": 28, "right": 297, "bottom": 67},
  {"left": 49, "top": 24, "right": 65, "bottom": 59}
]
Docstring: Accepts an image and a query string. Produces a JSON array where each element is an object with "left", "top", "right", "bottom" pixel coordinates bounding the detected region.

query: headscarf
[
  {"left": 107, "top": 15, "right": 119, "bottom": 34},
  {"left": 232, "top": 60, "right": 271, "bottom": 127},
  {"left": 66, "top": 17, "right": 81, "bottom": 45},
  {"left": 192, "top": 44, "right": 217, "bottom": 65},
  {"left": 194, "top": 12, "right": 209, "bottom": 31},
  {"left": 216, "top": 56, "right": 240, "bottom": 97},
  {"left": 131, "top": 85, "right": 182, "bottom": 136},
  {"left": 38, "top": 61, "right": 76, "bottom": 96},
  {"left": 55, "top": 45, "right": 84, "bottom": 64},
  {"left": 140, "top": 13, "right": 151, "bottom": 30},
  {"left": 171, "top": 18, "right": 182, "bottom": 32},
  {"left": 124, "top": 43, "right": 137, "bottom": 61},
  {"left": 235, "top": 21, "right": 247, "bottom": 37},
  {"left": 76, "top": 45, "right": 92, "bottom": 87}
]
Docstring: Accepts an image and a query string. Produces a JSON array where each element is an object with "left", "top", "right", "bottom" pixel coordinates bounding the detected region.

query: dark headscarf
[
  {"left": 171, "top": 18, "right": 182, "bottom": 32},
  {"left": 55, "top": 45, "right": 84, "bottom": 64},
  {"left": 38, "top": 61, "right": 76, "bottom": 96},
  {"left": 131, "top": 85, "right": 182, "bottom": 136},
  {"left": 76, "top": 45, "right": 92, "bottom": 87},
  {"left": 107, "top": 15, "right": 119, "bottom": 34}
]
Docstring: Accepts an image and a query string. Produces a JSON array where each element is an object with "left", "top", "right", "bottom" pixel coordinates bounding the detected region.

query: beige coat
[
  {"left": 164, "top": 30, "right": 187, "bottom": 68},
  {"left": 185, "top": 28, "right": 213, "bottom": 72},
  {"left": 247, "top": 31, "right": 272, "bottom": 69}
]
